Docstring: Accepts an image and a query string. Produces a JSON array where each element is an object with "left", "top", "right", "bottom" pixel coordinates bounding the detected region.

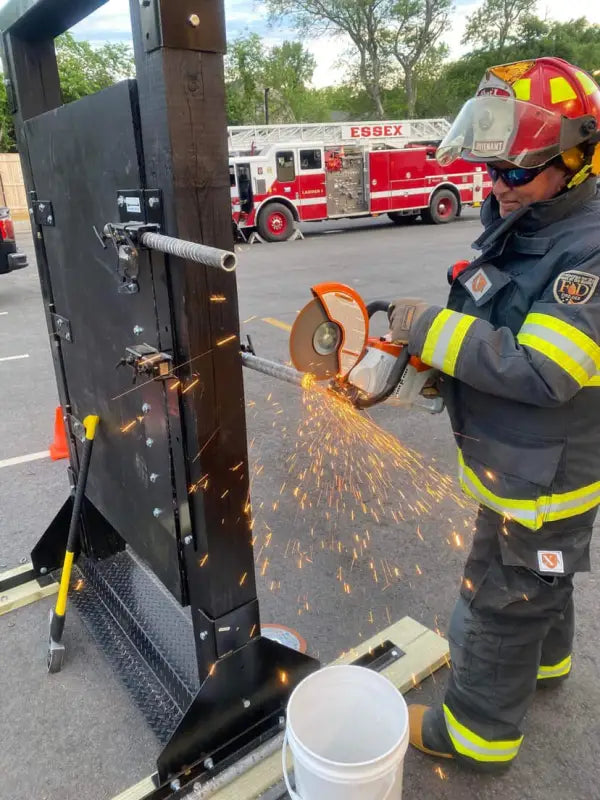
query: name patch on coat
[
  {"left": 537, "top": 550, "right": 564, "bottom": 574},
  {"left": 464, "top": 268, "right": 492, "bottom": 301},
  {"left": 553, "top": 271, "right": 599, "bottom": 305}
]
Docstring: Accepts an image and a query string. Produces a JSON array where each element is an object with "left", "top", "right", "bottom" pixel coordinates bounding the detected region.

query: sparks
[
  {"left": 120, "top": 420, "right": 137, "bottom": 433},
  {"left": 216, "top": 334, "right": 237, "bottom": 347},
  {"left": 182, "top": 377, "right": 201, "bottom": 395},
  {"left": 434, "top": 765, "right": 448, "bottom": 780},
  {"left": 210, "top": 294, "right": 227, "bottom": 303}
]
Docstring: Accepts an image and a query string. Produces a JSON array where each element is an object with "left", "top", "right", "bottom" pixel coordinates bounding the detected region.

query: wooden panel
[
  {"left": 0, "top": 153, "right": 28, "bottom": 218},
  {"left": 0, "top": 576, "right": 57, "bottom": 616}
]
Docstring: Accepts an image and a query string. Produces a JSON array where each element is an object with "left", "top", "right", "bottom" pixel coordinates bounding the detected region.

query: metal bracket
[
  {"left": 51, "top": 312, "right": 72, "bottom": 343},
  {"left": 352, "top": 640, "right": 405, "bottom": 673},
  {"left": 196, "top": 600, "right": 260, "bottom": 659},
  {"left": 32, "top": 200, "right": 55, "bottom": 227},
  {"left": 117, "top": 189, "right": 163, "bottom": 226},
  {"left": 67, "top": 414, "right": 86, "bottom": 444},
  {"left": 99, "top": 220, "right": 160, "bottom": 294},
  {"left": 117, "top": 344, "right": 173, "bottom": 382},
  {"left": 139, "top": 0, "right": 226, "bottom": 54}
]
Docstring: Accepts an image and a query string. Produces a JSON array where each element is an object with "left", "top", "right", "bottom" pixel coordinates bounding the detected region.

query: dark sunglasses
[{"left": 486, "top": 164, "right": 547, "bottom": 188}]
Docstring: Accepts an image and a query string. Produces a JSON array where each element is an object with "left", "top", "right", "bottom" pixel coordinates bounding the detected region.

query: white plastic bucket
[{"left": 282, "top": 664, "right": 409, "bottom": 800}]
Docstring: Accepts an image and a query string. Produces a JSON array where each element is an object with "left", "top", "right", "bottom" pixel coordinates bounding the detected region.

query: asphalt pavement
[{"left": 0, "top": 213, "right": 598, "bottom": 800}]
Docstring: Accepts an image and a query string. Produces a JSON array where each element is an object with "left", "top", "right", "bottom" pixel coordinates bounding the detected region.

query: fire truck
[{"left": 228, "top": 119, "right": 492, "bottom": 242}]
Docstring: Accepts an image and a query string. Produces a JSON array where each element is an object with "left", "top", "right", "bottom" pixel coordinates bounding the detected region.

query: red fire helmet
[{"left": 437, "top": 57, "right": 600, "bottom": 169}]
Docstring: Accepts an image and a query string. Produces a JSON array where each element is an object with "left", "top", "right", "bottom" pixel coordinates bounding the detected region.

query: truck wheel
[
  {"left": 423, "top": 189, "right": 458, "bottom": 224},
  {"left": 388, "top": 211, "right": 418, "bottom": 225},
  {"left": 257, "top": 203, "right": 295, "bottom": 242}
]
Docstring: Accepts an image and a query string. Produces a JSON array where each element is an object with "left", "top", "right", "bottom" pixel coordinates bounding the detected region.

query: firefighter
[{"left": 388, "top": 57, "right": 600, "bottom": 771}]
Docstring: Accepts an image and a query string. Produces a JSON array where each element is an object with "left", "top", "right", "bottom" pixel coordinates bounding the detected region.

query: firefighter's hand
[{"left": 388, "top": 298, "right": 430, "bottom": 344}]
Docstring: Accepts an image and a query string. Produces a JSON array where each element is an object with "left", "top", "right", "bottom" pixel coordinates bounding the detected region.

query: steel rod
[
  {"left": 140, "top": 231, "right": 237, "bottom": 272},
  {"left": 241, "top": 352, "right": 305, "bottom": 387}
]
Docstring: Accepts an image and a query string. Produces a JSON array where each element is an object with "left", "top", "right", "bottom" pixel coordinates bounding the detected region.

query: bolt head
[
  {"left": 278, "top": 715, "right": 286, "bottom": 728},
  {"left": 199, "top": 630, "right": 208, "bottom": 641},
  {"left": 40, "top": 567, "right": 48, "bottom": 575},
  {"left": 133, "top": 325, "right": 144, "bottom": 336},
  {"left": 188, "top": 13, "right": 200, "bottom": 26},
  {"left": 184, "top": 535, "right": 193, "bottom": 545},
  {"left": 148, "top": 196, "right": 160, "bottom": 208},
  {"left": 146, "top": 438, "right": 154, "bottom": 448},
  {"left": 170, "top": 778, "right": 181, "bottom": 791},
  {"left": 142, "top": 403, "right": 151, "bottom": 414},
  {"left": 47, "top": 215, "right": 53, "bottom": 224},
  {"left": 242, "top": 698, "right": 251, "bottom": 709},
  {"left": 65, "top": 332, "right": 72, "bottom": 342},
  {"left": 153, "top": 507, "right": 162, "bottom": 518},
  {"left": 203, "top": 757, "right": 214, "bottom": 770},
  {"left": 149, "top": 473, "right": 159, "bottom": 483}
]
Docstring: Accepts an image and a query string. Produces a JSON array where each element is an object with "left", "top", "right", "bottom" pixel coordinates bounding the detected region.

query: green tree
[
  {"left": 264, "top": 42, "right": 317, "bottom": 121},
  {"left": 55, "top": 32, "right": 135, "bottom": 103},
  {"left": 267, "top": 0, "right": 391, "bottom": 118},
  {"left": 225, "top": 33, "right": 267, "bottom": 124},
  {"left": 0, "top": 33, "right": 135, "bottom": 152},
  {"left": 226, "top": 33, "right": 321, "bottom": 124},
  {"left": 462, "top": 0, "right": 536, "bottom": 55},
  {"left": 388, "top": 0, "right": 452, "bottom": 117}
]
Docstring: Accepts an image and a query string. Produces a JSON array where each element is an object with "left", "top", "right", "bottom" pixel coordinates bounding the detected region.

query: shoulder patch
[
  {"left": 464, "top": 268, "right": 492, "bottom": 301},
  {"left": 553, "top": 270, "right": 599, "bottom": 305}
]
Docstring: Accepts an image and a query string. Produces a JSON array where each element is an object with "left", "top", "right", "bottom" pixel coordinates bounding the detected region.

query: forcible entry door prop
[{"left": 0, "top": 0, "right": 319, "bottom": 787}]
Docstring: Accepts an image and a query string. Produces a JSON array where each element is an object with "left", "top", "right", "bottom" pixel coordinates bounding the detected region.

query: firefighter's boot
[{"left": 408, "top": 705, "right": 454, "bottom": 759}]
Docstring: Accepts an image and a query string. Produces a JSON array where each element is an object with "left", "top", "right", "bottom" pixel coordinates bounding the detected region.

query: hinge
[
  {"left": 51, "top": 312, "right": 72, "bottom": 343},
  {"left": 32, "top": 201, "right": 55, "bottom": 226}
]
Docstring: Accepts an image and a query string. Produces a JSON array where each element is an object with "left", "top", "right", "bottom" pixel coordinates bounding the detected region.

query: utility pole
[{"left": 264, "top": 87, "right": 271, "bottom": 125}]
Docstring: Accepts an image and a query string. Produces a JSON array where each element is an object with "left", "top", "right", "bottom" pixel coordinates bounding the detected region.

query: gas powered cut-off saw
[{"left": 289, "top": 282, "right": 444, "bottom": 414}]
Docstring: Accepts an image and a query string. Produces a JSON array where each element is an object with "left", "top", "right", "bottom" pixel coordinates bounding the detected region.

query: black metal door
[{"left": 25, "top": 81, "right": 183, "bottom": 599}]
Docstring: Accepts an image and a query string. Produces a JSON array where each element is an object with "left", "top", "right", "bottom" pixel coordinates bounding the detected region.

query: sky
[{"left": 1, "top": 0, "right": 599, "bottom": 88}]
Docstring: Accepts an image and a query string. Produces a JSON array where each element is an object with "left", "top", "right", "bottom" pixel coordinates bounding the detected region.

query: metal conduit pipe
[
  {"left": 241, "top": 352, "right": 305, "bottom": 388},
  {"left": 140, "top": 231, "right": 237, "bottom": 272}
]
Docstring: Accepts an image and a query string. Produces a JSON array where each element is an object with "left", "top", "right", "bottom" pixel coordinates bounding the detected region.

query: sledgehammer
[{"left": 47, "top": 415, "right": 99, "bottom": 674}]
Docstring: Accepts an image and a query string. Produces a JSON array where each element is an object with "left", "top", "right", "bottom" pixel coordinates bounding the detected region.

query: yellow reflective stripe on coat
[
  {"left": 421, "top": 309, "right": 477, "bottom": 376},
  {"left": 457, "top": 450, "right": 600, "bottom": 531},
  {"left": 443, "top": 705, "right": 523, "bottom": 762},
  {"left": 587, "top": 373, "right": 600, "bottom": 386},
  {"left": 517, "top": 312, "right": 600, "bottom": 387},
  {"left": 537, "top": 654, "right": 572, "bottom": 680}
]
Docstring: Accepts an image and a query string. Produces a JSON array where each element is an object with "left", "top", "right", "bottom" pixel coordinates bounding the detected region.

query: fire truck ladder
[{"left": 228, "top": 119, "right": 451, "bottom": 150}]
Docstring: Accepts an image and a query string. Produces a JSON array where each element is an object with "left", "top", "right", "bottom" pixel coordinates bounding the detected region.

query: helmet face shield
[{"left": 437, "top": 95, "right": 564, "bottom": 168}]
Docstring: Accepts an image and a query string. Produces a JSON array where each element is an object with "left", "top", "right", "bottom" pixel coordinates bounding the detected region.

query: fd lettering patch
[{"left": 553, "top": 271, "right": 599, "bottom": 305}]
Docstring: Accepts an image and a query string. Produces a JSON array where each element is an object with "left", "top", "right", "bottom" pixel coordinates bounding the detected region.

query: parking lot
[{"left": 1, "top": 213, "right": 599, "bottom": 800}]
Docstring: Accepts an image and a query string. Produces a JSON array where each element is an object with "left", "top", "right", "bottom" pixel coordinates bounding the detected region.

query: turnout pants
[{"left": 438, "top": 507, "right": 579, "bottom": 770}]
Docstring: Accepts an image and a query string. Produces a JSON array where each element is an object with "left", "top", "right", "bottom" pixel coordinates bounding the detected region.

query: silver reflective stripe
[
  {"left": 428, "top": 312, "right": 467, "bottom": 370},
  {"left": 519, "top": 322, "right": 596, "bottom": 376},
  {"left": 444, "top": 717, "right": 522, "bottom": 761},
  {"left": 544, "top": 485, "right": 600, "bottom": 514},
  {"left": 538, "top": 655, "right": 571, "bottom": 679}
]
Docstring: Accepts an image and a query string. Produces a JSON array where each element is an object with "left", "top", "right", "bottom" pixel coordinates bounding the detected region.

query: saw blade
[{"left": 289, "top": 297, "right": 341, "bottom": 380}]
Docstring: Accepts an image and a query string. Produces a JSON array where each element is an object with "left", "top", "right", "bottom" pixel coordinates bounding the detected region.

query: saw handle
[
  {"left": 366, "top": 300, "right": 392, "bottom": 319},
  {"left": 353, "top": 347, "right": 410, "bottom": 409}
]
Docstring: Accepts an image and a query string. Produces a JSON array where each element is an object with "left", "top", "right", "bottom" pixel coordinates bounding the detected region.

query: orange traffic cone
[{"left": 49, "top": 407, "right": 69, "bottom": 461}]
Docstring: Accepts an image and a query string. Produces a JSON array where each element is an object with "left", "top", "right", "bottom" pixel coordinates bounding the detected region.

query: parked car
[{"left": 0, "top": 207, "right": 27, "bottom": 274}]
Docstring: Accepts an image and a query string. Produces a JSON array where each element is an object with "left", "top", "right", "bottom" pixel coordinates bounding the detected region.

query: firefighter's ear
[{"left": 561, "top": 146, "right": 585, "bottom": 172}]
